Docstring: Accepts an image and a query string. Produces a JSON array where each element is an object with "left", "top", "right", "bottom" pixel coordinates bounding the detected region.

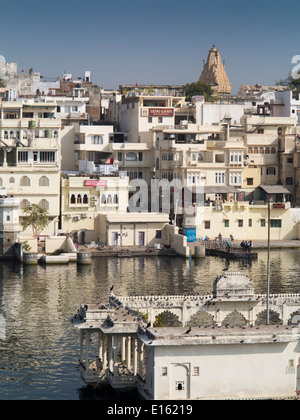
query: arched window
[
  {"left": 9, "top": 177, "right": 15, "bottom": 184},
  {"left": 20, "top": 176, "right": 30, "bottom": 186},
  {"left": 23, "top": 131, "right": 28, "bottom": 140},
  {"left": 9, "top": 131, "right": 14, "bottom": 139},
  {"left": 77, "top": 194, "right": 82, "bottom": 204},
  {"left": 83, "top": 194, "right": 88, "bottom": 204},
  {"left": 271, "top": 147, "right": 276, "bottom": 154},
  {"left": 259, "top": 147, "right": 264, "bottom": 154},
  {"left": 39, "top": 199, "right": 49, "bottom": 210},
  {"left": 70, "top": 194, "right": 76, "bottom": 204},
  {"left": 107, "top": 194, "right": 112, "bottom": 204},
  {"left": 4, "top": 131, "right": 8, "bottom": 140},
  {"left": 265, "top": 147, "right": 270, "bottom": 154},
  {"left": 39, "top": 176, "right": 49, "bottom": 187},
  {"left": 114, "top": 194, "right": 118, "bottom": 204},
  {"left": 248, "top": 147, "right": 253, "bottom": 154},
  {"left": 101, "top": 194, "right": 106, "bottom": 204},
  {"left": 20, "top": 199, "right": 30, "bottom": 209},
  {"left": 254, "top": 147, "right": 258, "bottom": 154}
]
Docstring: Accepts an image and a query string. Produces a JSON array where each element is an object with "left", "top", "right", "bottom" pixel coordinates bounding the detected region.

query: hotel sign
[
  {"left": 84, "top": 180, "right": 107, "bottom": 187},
  {"left": 147, "top": 108, "right": 174, "bottom": 117}
]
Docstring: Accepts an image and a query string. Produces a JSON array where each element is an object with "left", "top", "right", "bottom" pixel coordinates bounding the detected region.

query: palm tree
[{"left": 21, "top": 204, "right": 49, "bottom": 237}]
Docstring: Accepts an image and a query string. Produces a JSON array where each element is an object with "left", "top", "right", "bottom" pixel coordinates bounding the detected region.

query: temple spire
[{"left": 199, "top": 45, "right": 232, "bottom": 95}]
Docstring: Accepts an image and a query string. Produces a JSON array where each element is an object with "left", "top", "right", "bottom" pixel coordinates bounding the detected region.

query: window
[
  {"left": 101, "top": 194, "right": 106, "bottom": 204},
  {"left": 215, "top": 172, "right": 225, "bottom": 184},
  {"left": 107, "top": 194, "right": 112, "bottom": 204},
  {"left": 70, "top": 194, "right": 76, "bottom": 204},
  {"left": 249, "top": 219, "right": 252, "bottom": 227},
  {"left": 158, "top": 117, "right": 163, "bottom": 123},
  {"left": 117, "top": 152, "right": 123, "bottom": 162},
  {"left": 287, "top": 157, "right": 293, "bottom": 164},
  {"left": 261, "top": 219, "right": 266, "bottom": 227},
  {"left": 286, "top": 177, "right": 293, "bottom": 185},
  {"left": 39, "top": 176, "right": 49, "bottom": 187},
  {"left": 204, "top": 221, "right": 210, "bottom": 229},
  {"left": 83, "top": 194, "right": 89, "bottom": 204},
  {"left": 175, "top": 381, "right": 185, "bottom": 391},
  {"left": 224, "top": 220, "right": 229, "bottom": 228},
  {"left": 40, "top": 151, "right": 55, "bottom": 163},
  {"left": 39, "top": 199, "right": 49, "bottom": 210},
  {"left": 113, "top": 194, "right": 118, "bottom": 204},
  {"left": 148, "top": 117, "right": 153, "bottom": 123},
  {"left": 257, "top": 128, "right": 264, "bottom": 134},
  {"left": 156, "top": 230, "right": 162, "bottom": 239},
  {"left": 247, "top": 178, "right": 254, "bottom": 186},
  {"left": 138, "top": 152, "right": 143, "bottom": 161},
  {"left": 266, "top": 167, "right": 276, "bottom": 175},
  {"left": 270, "top": 219, "right": 282, "bottom": 228},
  {"left": 229, "top": 172, "right": 242, "bottom": 185},
  {"left": 9, "top": 177, "right": 15, "bottom": 184},
  {"left": 161, "top": 367, "right": 168, "bottom": 376},
  {"left": 238, "top": 219, "right": 243, "bottom": 227},
  {"left": 20, "top": 176, "right": 30, "bottom": 186},
  {"left": 229, "top": 151, "right": 243, "bottom": 163},
  {"left": 91, "top": 135, "right": 103, "bottom": 144},
  {"left": 18, "top": 151, "right": 28, "bottom": 163},
  {"left": 20, "top": 199, "right": 30, "bottom": 209},
  {"left": 126, "top": 152, "right": 137, "bottom": 162},
  {"left": 193, "top": 367, "right": 200, "bottom": 376},
  {"left": 77, "top": 194, "right": 82, "bottom": 204}
]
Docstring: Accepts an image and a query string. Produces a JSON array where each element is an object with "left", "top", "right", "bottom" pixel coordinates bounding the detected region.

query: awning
[
  {"left": 204, "top": 186, "right": 239, "bottom": 194},
  {"left": 186, "top": 185, "right": 239, "bottom": 194},
  {"left": 259, "top": 185, "right": 291, "bottom": 194}
]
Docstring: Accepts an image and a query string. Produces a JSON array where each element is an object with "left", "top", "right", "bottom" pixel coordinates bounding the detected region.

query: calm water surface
[{"left": 0, "top": 249, "right": 300, "bottom": 400}]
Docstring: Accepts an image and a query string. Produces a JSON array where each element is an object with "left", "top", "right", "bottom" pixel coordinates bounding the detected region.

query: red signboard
[
  {"left": 273, "top": 203, "right": 285, "bottom": 209},
  {"left": 148, "top": 108, "right": 174, "bottom": 117},
  {"left": 84, "top": 180, "right": 107, "bottom": 187}
]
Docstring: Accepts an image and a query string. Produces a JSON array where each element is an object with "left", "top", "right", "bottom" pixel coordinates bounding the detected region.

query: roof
[
  {"left": 204, "top": 186, "right": 238, "bottom": 194},
  {"left": 259, "top": 185, "right": 291, "bottom": 194}
]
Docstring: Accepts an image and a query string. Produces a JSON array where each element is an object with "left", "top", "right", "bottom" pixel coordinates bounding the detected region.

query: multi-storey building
[{"left": 0, "top": 100, "right": 61, "bottom": 235}]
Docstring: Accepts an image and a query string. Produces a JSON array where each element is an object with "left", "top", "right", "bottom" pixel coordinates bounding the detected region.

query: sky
[{"left": 0, "top": 0, "right": 300, "bottom": 94}]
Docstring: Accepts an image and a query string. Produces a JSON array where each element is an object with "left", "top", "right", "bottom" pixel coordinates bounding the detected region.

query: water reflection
[{"left": 0, "top": 249, "right": 299, "bottom": 399}]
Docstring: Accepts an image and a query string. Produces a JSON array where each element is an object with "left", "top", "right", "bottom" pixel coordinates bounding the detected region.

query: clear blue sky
[{"left": 0, "top": 0, "right": 299, "bottom": 93}]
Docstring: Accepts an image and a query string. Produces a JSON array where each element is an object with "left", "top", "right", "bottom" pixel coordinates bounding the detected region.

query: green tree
[
  {"left": 21, "top": 204, "right": 49, "bottom": 236},
  {"left": 184, "top": 81, "right": 213, "bottom": 102}
]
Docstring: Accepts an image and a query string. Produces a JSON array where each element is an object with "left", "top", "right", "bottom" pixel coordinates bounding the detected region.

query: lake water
[{"left": 0, "top": 249, "right": 300, "bottom": 400}]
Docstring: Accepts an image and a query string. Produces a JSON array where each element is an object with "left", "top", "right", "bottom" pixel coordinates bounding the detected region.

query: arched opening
[{"left": 222, "top": 310, "right": 247, "bottom": 327}]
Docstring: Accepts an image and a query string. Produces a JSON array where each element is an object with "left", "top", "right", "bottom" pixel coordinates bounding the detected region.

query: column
[
  {"left": 85, "top": 330, "right": 90, "bottom": 371},
  {"left": 98, "top": 332, "right": 103, "bottom": 362},
  {"left": 138, "top": 340, "right": 144, "bottom": 378},
  {"left": 121, "top": 336, "right": 126, "bottom": 362},
  {"left": 133, "top": 337, "right": 138, "bottom": 376},
  {"left": 108, "top": 335, "right": 113, "bottom": 372},
  {"left": 102, "top": 334, "right": 108, "bottom": 370},
  {"left": 113, "top": 335, "right": 119, "bottom": 376},
  {"left": 126, "top": 336, "right": 131, "bottom": 371}
]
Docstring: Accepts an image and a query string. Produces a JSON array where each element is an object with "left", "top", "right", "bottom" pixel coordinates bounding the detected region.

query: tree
[
  {"left": 184, "top": 81, "right": 214, "bottom": 102},
  {"left": 21, "top": 204, "right": 49, "bottom": 236}
]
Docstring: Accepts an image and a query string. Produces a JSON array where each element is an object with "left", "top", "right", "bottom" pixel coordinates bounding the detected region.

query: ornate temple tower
[{"left": 199, "top": 45, "right": 232, "bottom": 95}]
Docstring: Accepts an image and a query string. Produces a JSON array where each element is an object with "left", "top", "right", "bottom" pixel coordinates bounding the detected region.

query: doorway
[
  {"left": 138, "top": 231, "right": 145, "bottom": 246},
  {"left": 171, "top": 363, "right": 189, "bottom": 399},
  {"left": 112, "top": 232, "right": 119, "bottom": 246}
]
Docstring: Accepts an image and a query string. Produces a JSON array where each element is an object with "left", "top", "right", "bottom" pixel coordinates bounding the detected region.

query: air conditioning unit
[
  {"left": 66, "top": 214, "right": 72, "bottom": 219},
  {"left": 81, "top": 213, "right": 88, "bottom": 218},
  {"left": 74, "top": 216, "right": 80, "bottom": 221}
]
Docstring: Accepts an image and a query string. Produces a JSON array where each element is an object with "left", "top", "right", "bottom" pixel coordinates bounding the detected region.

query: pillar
[
  {"left": 85, "top": 330, "right": 90, "bottom": 371},
  {"left": 113, "top": 335, "right": 119, "bottom": 376},
  {"left": 108, "top": 335, "right": 113, "bottom": 372},
  {"left": 133, "top": 337, "right": 138, "bottom": 376},
  {"left": 80, "top": 330, "right": 84, "bottom": 365},
  {"left": 126, "top": 336, "right": 131, "bottom": 370},
  {"left": 138, "top": 340, "right": 144, "bottom": 378},
  {"left": 121, "top": 336, "right": 126, "bottom": 362},
  {"left": 102, "top": 334, "right": 108, "bottom": 370}
]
